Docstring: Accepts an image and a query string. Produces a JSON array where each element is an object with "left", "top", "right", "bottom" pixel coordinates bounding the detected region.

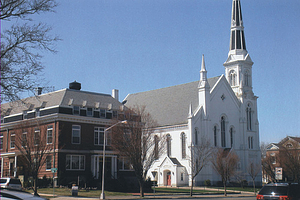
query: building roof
[
  {"left": 1, "top": 88, "right": 123, "bottom": 117},
  {"left": 124, "top": 76, "right": 220, "bottom": 127}
]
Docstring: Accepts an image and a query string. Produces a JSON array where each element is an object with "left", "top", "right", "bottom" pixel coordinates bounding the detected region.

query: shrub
[{"left": 204, "top": 179, "right": 211, "bottom": 186}]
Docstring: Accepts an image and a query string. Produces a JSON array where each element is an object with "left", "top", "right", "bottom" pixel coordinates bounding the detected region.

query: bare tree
[
  {"left": 247, "top": 161, "right": 261, "bottom": 195},
  {"left": 111, "top": 106, "right": 166, "bottom": 197},
  {"left": 211, "top": 148, "right": 239, "bottom": 196},
  {"left": 278, "top": 140, "right": 300, "bottom": 182},
  {"left": 261, "top": 154, "right": 277, "bottom": 183},
  {"left": 189, "top": 136, "right": 212, "bottom": 196},
  {"left": 1, "top": 0, "right": 59, "bottom": 102},
  {"left": 14, "top": 120, "right": 53, "bottom": 196}
]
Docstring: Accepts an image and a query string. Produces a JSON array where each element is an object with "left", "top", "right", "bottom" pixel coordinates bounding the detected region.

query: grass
[
  {"left": 27, "top": 186, "right": 258, "bottom": 198},
  {"left": 26, "top": 187, "right": 131, "bottom": 198},
  {"left": 153, "top": 187, "right": 224, "bottom": 194}
]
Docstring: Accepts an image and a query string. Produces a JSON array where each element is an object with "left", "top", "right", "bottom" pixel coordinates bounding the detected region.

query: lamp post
[{"left": 100, "top": 120, "right": 127, "bottom": 199}]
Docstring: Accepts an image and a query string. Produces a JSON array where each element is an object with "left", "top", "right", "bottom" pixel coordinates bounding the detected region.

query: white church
[{"left": 124, "top": 0, "right": 261, "bottom": 187}]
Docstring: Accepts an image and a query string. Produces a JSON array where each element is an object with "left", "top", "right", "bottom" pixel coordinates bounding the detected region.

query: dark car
[
  {"left": 0, "top": 189, "right": 47, "bottom": 200},
  {"left": 257, "top": 183, "right": 300, "bottom": 200}
]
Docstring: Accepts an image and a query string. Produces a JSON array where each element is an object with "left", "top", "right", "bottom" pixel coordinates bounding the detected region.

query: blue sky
[{"left": 2, "top": 0, "right": 300, "bottom": 144}]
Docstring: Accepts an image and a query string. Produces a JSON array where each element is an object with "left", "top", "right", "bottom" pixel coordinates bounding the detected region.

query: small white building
[{"left": 125, "top": 0, "right": 261, "bottom": 187}]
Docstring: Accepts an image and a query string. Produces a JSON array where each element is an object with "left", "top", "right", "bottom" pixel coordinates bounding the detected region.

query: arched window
[
  {"left": 214, "top": 126, "right": 217, "bottom": 147},
  {"left": 245, "top": 71, "right": 250, "bottom": 86},
  {"left": 230, "top": 127, "right": 234, "bottom": 148},
  {"left": 246, "top": 103, "right": 252, "bottom": 131},
  {"left": 229, "top": 70, "right": 236, "bottom": 86},
  {"left": 166, "top": 134, "right": 171, "bottom": 157},
  {"left": 154, "top": 135, "right": 159, "bottom": 160},
  {"left": 221, "top": 117, "right": 226, "bottom": 147},
  {"left": 194, "top": 128, "right": 198, "bottom": 145},
  {"left": 181, "top": 132, "right": 186, "bottom": 159}
]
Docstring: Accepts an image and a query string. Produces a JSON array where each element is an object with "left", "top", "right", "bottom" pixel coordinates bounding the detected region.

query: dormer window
[
  {"left": 100, "top": 109, "right": 106, "bottom": 118},
  {"left": 73, "top": 106, "right": 80, "bottom": 115},
  {"left": 23, "top": 111, "right": 28, "bottom": 120},
  {"left": 87, "top": 108, "right": 93, "bottom": 116}
]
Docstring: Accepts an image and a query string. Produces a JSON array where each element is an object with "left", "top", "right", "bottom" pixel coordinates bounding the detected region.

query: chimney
[
  {"left": 112, "top": 89, "right": 119, "bottom": 101},
  {"left": 35, "top": 87, "right": 43, "bottom": 96}
]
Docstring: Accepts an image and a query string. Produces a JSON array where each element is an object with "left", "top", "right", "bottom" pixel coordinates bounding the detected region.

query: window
[
  {"left": 10, "top": 133, "right": 15, "bottom": 149},
  {"left": 34, "top": 128, "right": 40, "bottom": 145},
  {"left": 46, "top": 156, "right": 52, "bottom": 170},
  {"left": 270, "top": 153, "right": 276, "bottom": 164},
  {"left": 66, "top": 155, "right": 85, "bottom": 170},
  {"left": 22, "top": 132, "right": 27, "bottom": 147},
  {"left": 214, "top": 126, "right": 217, "bottom": 147},
  {"left": 35, "top": 108, "right": 40, "bottom": 117},
  {"left": 245, "top": 71, "right": 250, "bottom": 86},
  {"left": 0, "top": 133, "right": 3, "bottom": 150},
  {"left": 118, "top": 157, "right": 133, "bottom": 171},
  {"left": 23, "top": 111, "right": 28, "bottom": 120},
  {"left": 154, "top": 135, "right": 159, "bottom": 160},
  {"left": 87, "top": 108, "right": 93, "bottom": 116},
  {"left": 194, "top": 128, "right": 198, "bottom": 145},
  {"left": 181, "top": 132, "right": 186, "bottom": 159},
  {"left": 221, "top": 117, "right": 226, "bottom": 147},
  {"left": 100, "top": 109, "right": 106, "bottom": 118},
  {"left": 73, "top": 106, "right": 80, "bottom": 115},
  {"left": 230, "top": 127, "right": 234, "bottom": 148},
  {"left": 229, "top": 70, "right": 236, "bottom": 86},
  {"left": 181, "top": 173, "right": 184, "bottom": 181},
  {"left": 246, "top": 104, "right": 252, "bottom": 131},
  {"left": 72, "top": 125, "right": 81, "bottom": 144},
  {"left": 166, "top": 134, "right": 171, "bottom": 157},
  {"left": 94, "top": 127, "right": 104, "bottom": 145},
  {"left": 248, "top": 136, "right": 253, "bottom": 149},
  {"left": 47, "top": 125, "right": 53, "bottom": 144}
]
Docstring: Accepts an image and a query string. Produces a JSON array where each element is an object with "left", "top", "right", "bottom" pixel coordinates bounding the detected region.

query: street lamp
[{"left": 100, "top": 120, "right": 127, "bottom": 199}]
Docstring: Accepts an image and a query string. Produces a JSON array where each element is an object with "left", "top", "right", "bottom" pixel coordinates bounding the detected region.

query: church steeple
[
  {"left": 224, "top": 0, "right": 254, "bottom": 98},
  {"left": 229, "top": 0, "right": 247, "bottom": 53}
]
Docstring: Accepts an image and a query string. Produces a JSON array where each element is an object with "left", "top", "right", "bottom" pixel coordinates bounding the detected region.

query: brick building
[
  {"left": 264, "top": 136, "right": 300, "bottom": 183},
  {"left": 0, "top": 82, "right": 133, "bottom": 187}
]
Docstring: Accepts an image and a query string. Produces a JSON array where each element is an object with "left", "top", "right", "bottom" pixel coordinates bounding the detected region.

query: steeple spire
[
  {"left": 224, "top": 0, "right": 254, "bottom": 98},
  {"left": 229, "top": 0, "right": 247, "bottom": 54},
  {"left": 199, "top": 54, "right": 209, "bottom": 88}
]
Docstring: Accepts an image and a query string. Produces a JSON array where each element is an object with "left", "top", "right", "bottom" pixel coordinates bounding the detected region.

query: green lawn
[
  {"left": 27, "top": 186, "right": 258, "bottom": 198},
  {"left": 26, "top": 188, "right": 131, "bottom": 198}
]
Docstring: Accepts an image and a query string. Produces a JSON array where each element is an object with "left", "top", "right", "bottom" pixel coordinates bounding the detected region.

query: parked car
[
  {"left": 0, "top": 178, "right": 22, "bottom": 191},
  {"left": 0, "top": 189, "right": 47, "bottom": 200},
  {"left": 257, "top": 182, "right": 300, "bottom": 200}
]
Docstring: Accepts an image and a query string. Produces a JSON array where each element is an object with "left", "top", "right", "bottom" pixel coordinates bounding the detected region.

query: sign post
[{"left": 51, "top": 168, "right": 57, "bottom": 197}]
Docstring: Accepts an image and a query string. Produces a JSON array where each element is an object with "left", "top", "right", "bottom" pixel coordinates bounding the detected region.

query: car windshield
[
  {"left": 259, "top": 186, "right": 288, "bottom": 195},
  {"left": 0, "top": 179, "right": 8, "bottom": 183}
]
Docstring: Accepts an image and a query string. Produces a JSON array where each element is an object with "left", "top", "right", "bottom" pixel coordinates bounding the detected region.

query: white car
[{"left": 0, "top": 178, "right": 22, "bottom": 190}]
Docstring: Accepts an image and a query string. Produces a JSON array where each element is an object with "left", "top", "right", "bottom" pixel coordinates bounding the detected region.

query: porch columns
[
  {"left": 14, "top": 155, "right": 17, "bottom": 177},
  {"left": 1, "top": 157, "right": 3, "bottom": 178}
]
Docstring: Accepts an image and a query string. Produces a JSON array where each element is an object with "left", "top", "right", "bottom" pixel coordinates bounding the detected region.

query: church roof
[{"left": 124, "top": 76, "right": 220, "bottom": 127}]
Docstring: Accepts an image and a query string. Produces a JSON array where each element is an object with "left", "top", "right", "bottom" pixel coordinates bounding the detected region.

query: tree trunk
[
  {"left": 253, "top": 180, "right": 256, "bottom": 195},
  {"left": 190, "top": 178, "right": 194, "bottom": 196},
  {"left": 140, "top": 183, "right": 144, "bottom": 197},
  {"left": 223, "top": 181, "right": 227, "bottom": 196},
  {"left": 33, "top": 176, "right": 39, "bottom": 196}
]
